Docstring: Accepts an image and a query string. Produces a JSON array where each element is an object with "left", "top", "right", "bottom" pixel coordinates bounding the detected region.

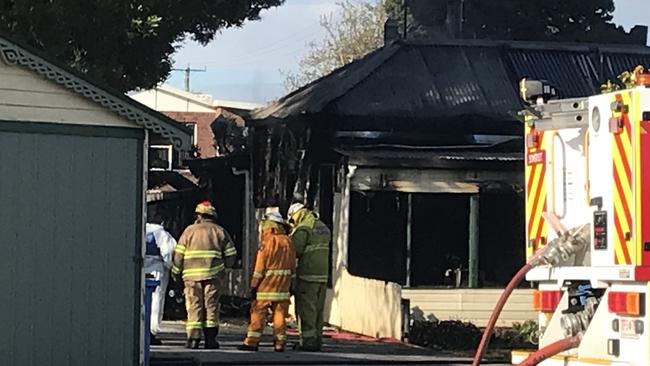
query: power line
[{"left": 190, "top": 21, "right": 324, "bottom": 67}]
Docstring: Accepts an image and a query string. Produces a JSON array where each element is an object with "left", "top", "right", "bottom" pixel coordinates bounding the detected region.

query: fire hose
[
  {"left": 515, "top": 335, "right": 582, "bottom": 366},
  {"left": 471, "top": 220, "right": 590, "bottom": 366}
]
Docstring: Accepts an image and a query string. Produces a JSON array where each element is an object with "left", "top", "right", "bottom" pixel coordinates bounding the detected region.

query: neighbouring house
[
  {"left": 0, "top": 34, "right": 191, "bottom": 365},
  {"left": 130, "top": 83, "right": 262, "bottom": 162},
  {"left": 245, "top": 38, "right": 650, "bottom": 339}
]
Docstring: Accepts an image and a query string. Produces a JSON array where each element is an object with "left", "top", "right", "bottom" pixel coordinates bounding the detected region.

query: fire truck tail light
[
  {"left": 533, "top": 290, "right": 561, "bottom": 312},
  {"left": 608, "top": 292, "right": 644, "bottom": 316}
]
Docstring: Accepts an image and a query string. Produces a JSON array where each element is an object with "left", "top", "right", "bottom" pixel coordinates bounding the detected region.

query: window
[
  {"left": 347, "top": 191, "right": 525, "bottom": 288},
  {"left": 183, "top": 122, "right": 197, "bottom": 145},
  {"left": 149, "top": 145, "right": 173, "bottom": 171}
]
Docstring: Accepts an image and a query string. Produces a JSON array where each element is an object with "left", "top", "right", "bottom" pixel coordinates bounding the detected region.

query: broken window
[
  {"left": 348, "top": 191, "right": 408, "bottom": 285},
  {"left": 346, "top": 190, "right": 525, "bottom": 288}
]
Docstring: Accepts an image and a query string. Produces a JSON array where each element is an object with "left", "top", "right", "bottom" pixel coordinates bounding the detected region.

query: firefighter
[
  {"left": 287, "top": 202, "right": 331, "bottom": 352},
  {"left": 171, "top": 201, "right": 237, "bottom": 349},
  {"left": 237, "top": 211, "right": 296, "bottom": 352},
  {"left": 145, "top": 213, "right": 177, "bottom": 345}
]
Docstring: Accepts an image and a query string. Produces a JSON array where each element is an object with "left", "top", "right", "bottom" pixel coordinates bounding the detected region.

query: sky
[{"left": 167, "top": 0, "right": 649, "bottom": 104}]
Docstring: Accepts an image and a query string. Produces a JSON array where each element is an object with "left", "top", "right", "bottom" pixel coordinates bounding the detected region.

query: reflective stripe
[
  {"left": 275, "top": 334, "right": 286, "bottom": 340},
  {"left": 298, "top": 274, "right": 328, "bottom": 282},
  {"left": 183, "top": 250, "right": 221, "bottom": 259},
  {"left": 256, "top": 291, "right": 290, "bottom": 300},
  {"left": 171, "top": 265, "right": 181, "bottom": 274},
  {"left": 175, "top": 245, "right": 186, "bottom": 254},
  {"left": 265, "top": 269, "right": 293, "bottom": 276},
  {"left": 203, "top": 320, "right": 217, "bottom": 328},
  {"left": 303, "top": 244, "right": 329, "bottom": 254},
  {"left": 182, "top": 264, "right": 225, "bottom": 278},
  {"left": 247, "top": 331, "right": 262, "bottom": 338},
  {"left": 252, "top": 272, "right": 264, "bottom": 279},
  {"left": 186, "top": 321, "right": 203, "bottom": 330},
  {"left": 224, "top": 247, "right": 237, "bottom": 256}
]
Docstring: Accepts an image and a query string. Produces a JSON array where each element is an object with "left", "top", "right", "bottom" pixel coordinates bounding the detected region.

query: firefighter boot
[
  {"left": 203, "top": 327, "right": 220, "bottom": 349},
  {"left": 237, "top": 344, "right": 259, "bottom": 352},
  {"left": 185, "top": 338, "right": 200, "bottom": 349}
]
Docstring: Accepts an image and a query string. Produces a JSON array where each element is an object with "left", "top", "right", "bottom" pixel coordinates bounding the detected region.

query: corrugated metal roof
[
  {"left": 329, "top": 45, "right": 522, "bottom": 120},
  {"left": 250, "top": 39, "right": 650, "bottom": 123},
  {"left": 506, "top": 49, "right": 599, "bottom": 97}
]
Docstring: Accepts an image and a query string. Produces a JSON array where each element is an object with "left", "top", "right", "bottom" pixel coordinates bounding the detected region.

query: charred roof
[{"left": 250, "top": 39, "right": 650, "bottom": 125}]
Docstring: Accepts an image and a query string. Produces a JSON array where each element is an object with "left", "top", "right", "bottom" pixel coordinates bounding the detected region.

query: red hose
[
  {"left": 471, "top": 263, "right": 533, "bottom": 366},
  {"left": 516, "top": 335, "right": 582, "bottom": 366}
]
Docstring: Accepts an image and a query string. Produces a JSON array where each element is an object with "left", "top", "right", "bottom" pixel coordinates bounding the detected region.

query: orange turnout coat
[{"left": 251, "top": 226, "right": 296, "bottom": 300}]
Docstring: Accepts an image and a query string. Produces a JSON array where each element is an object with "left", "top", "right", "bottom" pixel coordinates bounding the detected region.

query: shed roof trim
[{"left": 0, "top": 36, "right": 192, "bottom": 150}]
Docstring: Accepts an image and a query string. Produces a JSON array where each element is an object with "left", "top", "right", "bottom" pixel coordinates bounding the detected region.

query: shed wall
[
  {"left": 0, "top": 60, "right": 135, "bottom": 128},
  {"left": 0, "top": 123, "right": 144, "bottom": 366}
]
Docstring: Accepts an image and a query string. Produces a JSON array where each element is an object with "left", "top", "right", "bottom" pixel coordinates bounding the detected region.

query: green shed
[{"left": 0, "top": 35, "right": 191, "bottom": 365}]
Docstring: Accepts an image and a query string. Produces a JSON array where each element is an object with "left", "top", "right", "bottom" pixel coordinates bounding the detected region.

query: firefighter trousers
[
  {"left": 184, "top": 277, "right": 222, "bottom": 340},
  {"left": 243, "top": 300, "right": 289, "bottom": 347},
  {"left": 295, "top": 279, "right": 327, "bottom": 349}
]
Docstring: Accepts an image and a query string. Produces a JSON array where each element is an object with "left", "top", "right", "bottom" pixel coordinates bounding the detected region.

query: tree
[
  {"left": 284, "top": 0, "right": 635, "bottom": 92},
  {"left": 461, "top": 0, "right": 633, "bottom": 43},
  {"left": 0, "top": 0, "right": 284, "bottom": 92},
  {"left": 283, "top": 0, "right": 400, "bottom": 92}
]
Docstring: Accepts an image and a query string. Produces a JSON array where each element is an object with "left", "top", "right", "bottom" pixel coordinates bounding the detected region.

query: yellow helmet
[{"left": 195, "top": 201, "right": 217, "bottom": 217}]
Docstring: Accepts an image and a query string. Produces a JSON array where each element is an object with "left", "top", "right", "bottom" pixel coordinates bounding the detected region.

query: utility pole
[{"left": 171, "top": 64, "right": 206, "bottom": 92}]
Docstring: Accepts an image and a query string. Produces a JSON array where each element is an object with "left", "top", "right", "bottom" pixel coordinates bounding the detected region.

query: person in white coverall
[{"left": 145, "top": 213, "right": 177, "bottom": 345}]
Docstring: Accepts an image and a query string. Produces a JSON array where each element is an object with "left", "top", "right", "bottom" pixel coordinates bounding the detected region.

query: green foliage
[
  {"left": 409, "top": 320, "right": 482, "bottom": 350},
  {"left": 462, "top": 0, "right": 631, "bottom": 43},
  {"left": 493, "top": 320, "right": 539, "bottom": 348},
  {"left": 0, "top": 0, "right": 284, "bottom": 92},
  {"left": 409, "top": 319, "right": 538, "bottom": 351}
]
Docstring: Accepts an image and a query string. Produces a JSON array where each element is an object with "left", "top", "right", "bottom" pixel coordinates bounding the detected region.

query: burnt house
[{"left": 247, "top": 39, "right": 650, "bottom": 338}]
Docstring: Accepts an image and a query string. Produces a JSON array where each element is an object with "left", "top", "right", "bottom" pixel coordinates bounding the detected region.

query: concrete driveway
[{"left": 150, "top": 320, "right": 512, "bottom": 366}]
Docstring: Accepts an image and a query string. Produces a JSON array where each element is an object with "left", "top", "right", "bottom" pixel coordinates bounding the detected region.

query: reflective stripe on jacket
[
  {"left": 291, "top": 213, "right": 331, "bottom": 283},
  {"left": 252, "top": 227, "right": 296, "bottom": 301},
  {"left": 172, "top": 220, "right": 237, "bottom": 281}
]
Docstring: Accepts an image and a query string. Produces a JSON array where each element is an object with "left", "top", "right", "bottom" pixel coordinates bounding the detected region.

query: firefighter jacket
[
  {"left": 172, "top": 220, "right": 237, "bottom": 281},
  {"left": 251, "top": 225, "right": 296, "bottom": 301},
  {"left": 291, "top": 212, "right": 331, "bottom": 283}
]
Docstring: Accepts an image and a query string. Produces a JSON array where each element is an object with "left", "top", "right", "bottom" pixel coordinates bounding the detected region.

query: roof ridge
[{"left": 250, "top": 43, "right": 402, "bottom": 120}]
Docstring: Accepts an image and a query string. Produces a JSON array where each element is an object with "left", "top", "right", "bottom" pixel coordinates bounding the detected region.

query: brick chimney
[
  {"left": 630, "top": 25, "right": 649, "bottom": 46},
  {"left": 384, "top": 18, "right": 401, "bottom": 44},
  {"left": 407, "top": 0, "right": 464, "bottom": 39}
]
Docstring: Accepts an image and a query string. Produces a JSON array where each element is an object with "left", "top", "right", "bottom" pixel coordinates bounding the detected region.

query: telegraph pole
[{"left": 171, "top": 64, "right": 206, "bottom": 92}]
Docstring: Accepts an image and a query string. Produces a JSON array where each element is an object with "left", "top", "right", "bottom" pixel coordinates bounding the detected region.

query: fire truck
[{"left": 502, "top": 76, "right": 650, "bottom": 365}]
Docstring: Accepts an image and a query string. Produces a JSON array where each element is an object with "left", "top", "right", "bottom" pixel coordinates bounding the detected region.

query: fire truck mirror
[{"left": 643, "top": 111, "right": 650, "bottom": 121}]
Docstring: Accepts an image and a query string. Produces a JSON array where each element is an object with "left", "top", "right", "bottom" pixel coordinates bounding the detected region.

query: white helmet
[
  {"left": 263, "top": 211, "right": 286, "bottom": 224},
  {"left": 287, "top": 202, "right": 305, "bottom": 217}
]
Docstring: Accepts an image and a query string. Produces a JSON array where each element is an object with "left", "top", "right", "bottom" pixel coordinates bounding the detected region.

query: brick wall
[{"left": 164, "top": 111, "right": 218, "bottom": 157}]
